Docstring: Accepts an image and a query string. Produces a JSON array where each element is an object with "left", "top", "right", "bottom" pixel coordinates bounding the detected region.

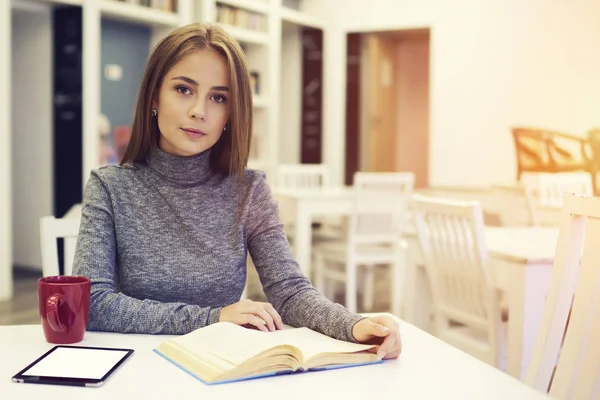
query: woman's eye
[
  {"left": 211, "top": 94, "right": 228, "bottom": 104},
  {"left": 176, "top": 86, "right": 192, "bottom": 95}
]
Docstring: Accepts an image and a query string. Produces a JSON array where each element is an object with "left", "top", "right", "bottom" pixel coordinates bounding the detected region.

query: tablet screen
[{"left": 21, "top": 346, "right": 132, "bottom": 380}]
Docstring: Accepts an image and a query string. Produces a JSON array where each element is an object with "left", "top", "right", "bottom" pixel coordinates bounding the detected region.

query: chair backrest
[
  {"left": 511, "top": 127, "right": 590, "bottom": 176},
  {"left": 353, "top": 172, "right": 415, "bottom": 196},
  {"left": 40, "top": 216, "right": 81, "bottom": 277},
  {"left": 525, "top": 193, "right": 600, "bottom": 399},
  {"left": 276, "top": 164, "right": 330, "bottom": 189},
  {"left": 491, "top": 183, "right": 538, "bottom": 226},
  {"left": 347, "top": 188, "right": 407, "bottom": 246},
  {"left": 536, "top": 173, "right": 594, "bottom": 208},
  {"left": 353, "top": 172, "right": 415, "bottom": 237},
  {"left": 411, "top": 194, "right": 498, "bottom": 339}
]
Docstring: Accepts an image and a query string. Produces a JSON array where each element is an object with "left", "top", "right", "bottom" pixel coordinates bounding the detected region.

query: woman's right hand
[{"left": 219, "top": 299, "right": 284, "bottom": 332}]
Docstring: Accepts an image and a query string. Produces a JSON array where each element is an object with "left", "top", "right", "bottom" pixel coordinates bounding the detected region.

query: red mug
[{"left": 38, "top": 276, "right": 90, "bottom": 344}]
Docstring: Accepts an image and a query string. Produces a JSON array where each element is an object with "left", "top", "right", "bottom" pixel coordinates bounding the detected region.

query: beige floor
[{"left": 0, "top": 269, "right": 40, "bottom": 325}]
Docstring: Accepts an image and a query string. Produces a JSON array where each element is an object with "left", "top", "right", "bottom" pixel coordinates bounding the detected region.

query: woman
[{"left": 72, "top": 23, "right": 401, "bottom": 360}]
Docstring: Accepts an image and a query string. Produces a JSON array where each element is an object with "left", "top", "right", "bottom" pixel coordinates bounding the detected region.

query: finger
[
  {"left": 384, "top": 347, "right": 401, "bottom": 360},
  {"left": 377, "top": 332, "right": 397, "bottom": 360},
  {"left": 254, "top": 308, "right": 275, "bottom": 332},
  {"left": 242, "top": 314, "right": 268, "bottom": 332},
  {"left": 383, "top": 338, "right": 402, "bottom": 359},
  {"left": 264, "top": 303, "right": 284, "bottom": 330},
  {"left": 368, "top": 321, "right": 391, "bottom": 338}
]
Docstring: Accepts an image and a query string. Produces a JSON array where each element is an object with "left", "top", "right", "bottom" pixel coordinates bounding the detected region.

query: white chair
[
  {"left": 536, "top": 172, "right": 594, "bottom": 208},
  {"left": 276, "top": 163, "right": 330, "bottom": 189},
  {"left": 352, "top": 171, "right": 415, "bottom": 309},
  {"left": 40, "top": 216, "right": 80, "bottom": 277},
  {"left": 313, "top": 189, "right": 408, "bottom": 316},
  {"left": 354, "top": 171, "right": 415, "bottom": 196},
  {"left": 411, "top": 194, "right": 506, "bottom": 369},
  {"left": 525, "top": 193, "right": 600, "bottom": 399},
  {"left": 276, "top": 163, "right": 343, "bottom": 250},
  {"left": 491, "top": 183, "right": 538, "bottom": 227}
]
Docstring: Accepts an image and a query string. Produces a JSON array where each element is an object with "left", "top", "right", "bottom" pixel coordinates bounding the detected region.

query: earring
[
  {"left": 151, "top": 108, "right": 158, "bottom": 117},
  {"left": 223, "top": 126, "right": 227, "bottom": 132}
]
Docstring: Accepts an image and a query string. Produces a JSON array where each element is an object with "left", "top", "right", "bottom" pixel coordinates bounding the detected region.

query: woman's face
[{"left": 154, "top": 49, "right": 231, "bottom": 157}]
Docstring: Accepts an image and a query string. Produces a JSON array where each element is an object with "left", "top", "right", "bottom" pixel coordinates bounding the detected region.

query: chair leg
[
  {"left": 391, "top": 241, "right": 408, "bottom": 318},
  {"left": 362, "top": 264, "right": 375, "bottom": 311},
  {"left": 314, "top": 252, "right": 325, "bottom": 294},
  {"left": 346, "top": 260, "right": 358, "bottom": 313}
]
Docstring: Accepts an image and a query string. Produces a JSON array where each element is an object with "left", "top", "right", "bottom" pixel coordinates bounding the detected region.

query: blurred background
[{"left": 2, "top": 1, "right": 600, "bottom": 371}]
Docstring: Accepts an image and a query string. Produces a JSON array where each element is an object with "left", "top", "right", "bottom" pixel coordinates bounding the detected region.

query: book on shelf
[
  {"left": 111, "top": 0, "right": 176, "bottom": 13},
  {"left": 216, "top": 4, "right": 267, "bottom": 32},
  {"left": 154, "top": 321, "right": 382, "bottom": 385}
]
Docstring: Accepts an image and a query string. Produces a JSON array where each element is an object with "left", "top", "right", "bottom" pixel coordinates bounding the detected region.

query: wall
[
  {"left": 100, "top": 17, "right": 150, "bottom": 163},
  {"left": 1, "top": 1, "right": 12, "bottom": 299},
  {"left": 11, "top": 5, "right": 53, "bottom": 271},
  {"left": 321, "top": 0, "right": 600, "bottom": 187}
]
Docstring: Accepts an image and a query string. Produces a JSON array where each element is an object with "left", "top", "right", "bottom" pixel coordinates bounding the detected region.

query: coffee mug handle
[{"left": 46, "top": 294, "right": 66, "bottom": 333}]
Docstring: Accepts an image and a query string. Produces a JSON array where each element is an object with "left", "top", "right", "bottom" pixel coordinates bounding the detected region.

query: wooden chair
[
  {"left": 411, "top": 194, "right": 506, "bottom": 369},
  {"left": 512, "top": 127, "right": 595, "bottom": 193},
  {"left": 40, "top": 216, "right": 80, "bottom": 277},
  {"left": 525, "top": 193, "right": 600, "bottom": 399}
]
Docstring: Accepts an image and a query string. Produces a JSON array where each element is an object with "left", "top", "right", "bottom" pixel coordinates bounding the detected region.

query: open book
[{"left": 153, "top": 322, "right": 381, "bottom": 385}]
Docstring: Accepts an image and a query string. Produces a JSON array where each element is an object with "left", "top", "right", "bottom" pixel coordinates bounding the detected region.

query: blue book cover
[{"left": 153, "top": 349, "right": 384, "bottom": 385}]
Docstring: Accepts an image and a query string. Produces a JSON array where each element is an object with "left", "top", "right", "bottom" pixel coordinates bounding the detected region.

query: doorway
[{"left": 345, "top": 29, "right": 430, "bottom": 188}]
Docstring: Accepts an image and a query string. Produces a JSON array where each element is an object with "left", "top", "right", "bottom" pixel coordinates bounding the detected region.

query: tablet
[{"left": 12, "top": 345, "right": 134, "bottom": 387}]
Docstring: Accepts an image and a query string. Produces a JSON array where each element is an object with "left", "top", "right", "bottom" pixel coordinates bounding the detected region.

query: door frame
[{"left": 341, "top": 25, "right": 432, "bottom": 187}]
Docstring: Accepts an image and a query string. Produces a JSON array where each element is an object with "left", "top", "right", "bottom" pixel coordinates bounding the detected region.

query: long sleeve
[
  {"left": 72, "top": 171, "right": 222, "bottom": 334},
  {"left": 245, "top": 174, "right": 365, "bottom": 342}
]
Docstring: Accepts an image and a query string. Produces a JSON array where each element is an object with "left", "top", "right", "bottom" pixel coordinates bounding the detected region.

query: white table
[
  {"left": 485, "top": 226, "right": 558, "bottom": 380},
  {"left": 275, "top": 187, "right": 560, "bottom": 382},
  {"left": 274, "top": 187, "right": 355, "bottom": 277},
  {"left": 1, "top": 320, "right": 549, "bottom": 399}
]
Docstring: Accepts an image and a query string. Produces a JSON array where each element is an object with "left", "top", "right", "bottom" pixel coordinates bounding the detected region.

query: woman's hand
[
  {"left": 352, "top": 314, "right": 402, "bottom": 360},
  {"left": 219, "top": 299, "right": 284, "bottom": 332}
]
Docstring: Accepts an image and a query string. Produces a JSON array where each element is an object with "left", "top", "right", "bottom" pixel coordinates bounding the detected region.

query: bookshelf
[
  {"left": 0, "top": 0, "right": 328, "bottom": 299},
  {"left": 99, "top": 0, "right": 181, "bottom": 27},
  {"left": 194, "top": 0, "right": 325, "bottom": 179}
]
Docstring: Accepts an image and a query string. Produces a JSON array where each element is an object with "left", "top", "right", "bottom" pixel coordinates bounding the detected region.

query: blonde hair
[{"left": 120, "top": 23, "right": 252, "bottom": 179}]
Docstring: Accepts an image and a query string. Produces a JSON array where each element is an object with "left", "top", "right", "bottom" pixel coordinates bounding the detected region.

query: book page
[
  {"left": 168, "top": 322, "right": 287, "bottom": 365},
  {"left": 266, "top": 327, "right": 375, "bottom": 361}
]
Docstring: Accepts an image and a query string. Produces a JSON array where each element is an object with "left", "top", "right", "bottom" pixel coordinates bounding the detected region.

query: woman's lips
[{"left": 181, "top": 128, "right": 207, "bottom": 138}]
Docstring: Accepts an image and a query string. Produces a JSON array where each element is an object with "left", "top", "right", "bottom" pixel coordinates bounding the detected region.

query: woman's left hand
[{"left": 352, "top": 314, "right": 402, "bottom": 360}]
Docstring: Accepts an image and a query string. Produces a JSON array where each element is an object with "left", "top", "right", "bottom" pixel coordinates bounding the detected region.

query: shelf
[
  {"left": 217, "top": 0, "right": 270, "bottom": 15},
  {"left": 280, "top": 7, "right": 324, "bottom": 29},
  {"left": 221, "top": 24, "right": 269, "bottom": 45},
  {"left": 252, "top": 95, "right": 268, "bottom": 108},
  {"left": 31, "top": 0, "right": 83, "bottom": 6},
  {"left": 100, "top": 0, "right": 181, "bottom": 28}
]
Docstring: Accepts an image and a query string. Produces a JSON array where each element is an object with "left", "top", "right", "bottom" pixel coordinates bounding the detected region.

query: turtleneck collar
[{"left": 146, "top": 147, "right": 214, "bottom": 186}]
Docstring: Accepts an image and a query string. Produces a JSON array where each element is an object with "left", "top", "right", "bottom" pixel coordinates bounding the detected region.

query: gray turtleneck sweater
[{"left": 72, "top": 148, "right": 363, "bottom": 342}]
